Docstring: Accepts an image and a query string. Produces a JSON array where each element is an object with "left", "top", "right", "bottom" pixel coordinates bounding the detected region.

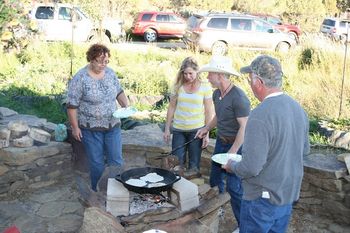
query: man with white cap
[
  {"left": 224, "top": 55, "right": 310, "bottom": 232},
  {"left": 196, "top": 55, "right": 250, "bottom": 232}
]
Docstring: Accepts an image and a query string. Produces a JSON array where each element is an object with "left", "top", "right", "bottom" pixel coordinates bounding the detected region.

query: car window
[
  {"left": 254, "top": 20, "right": 274, "bottom": 32},
  {"left": 58, "top": 7, "right": 72, "bottom": 20},
  {"left": 339, "top": 21, "right": 350, "bottom": 28},
  {"left": 322, "top": 19, "right": 336, "bottom": 27},
  {"left": 141, "top": 13, "right": 153, "bottom": 21},
  {"left": 35, "top": 6, "right": 54, "bottom": 19},
  {"left": 231, "top": 18, "right": 252, "bottom": 30},
  {"left": 169, "top": 15, "right": 178, "bottom": 22},
  {"left": 207, "top": 18, "right": 228, "bottom": 29},
  {"left": 156, "top": 14, "right": 169, "bottom": 22},
  {"left": 266, "top": 17, "right": 281, "bottom": 25}
]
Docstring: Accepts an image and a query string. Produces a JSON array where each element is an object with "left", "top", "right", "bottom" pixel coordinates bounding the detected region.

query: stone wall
[
  {"left": 0, "top": 107, "right": 72, "bottom": 198},
  {"left": 0, "top": 142, "right": 72, "bottom": 197},
  {"left": 296, "top": 152, "right": 350, "bottom": 225}
]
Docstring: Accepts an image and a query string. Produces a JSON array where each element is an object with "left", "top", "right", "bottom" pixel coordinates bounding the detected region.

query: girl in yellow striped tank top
[{"left": 164, "top": 57, "right": 213, "bottom": 172}]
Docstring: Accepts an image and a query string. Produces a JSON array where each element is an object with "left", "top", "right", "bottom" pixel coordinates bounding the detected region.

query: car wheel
[
  {"left": 276, "top": 42, "right": 290, "bottom": 53},
  {"left": 144, "top": 29, "right": 157, "bottom": 42},
  {"left": 288, "top": 32, "right": 299, "bottom": 43},
  {"left": 211, "top": 41, "right": 227, "bottom": 55}
]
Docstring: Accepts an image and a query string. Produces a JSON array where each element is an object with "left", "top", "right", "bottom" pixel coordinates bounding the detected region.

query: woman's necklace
[{"left": 219, "top": 83, "right": 232, "bottom": 100}]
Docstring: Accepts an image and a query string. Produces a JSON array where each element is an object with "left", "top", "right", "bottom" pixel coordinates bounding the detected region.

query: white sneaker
[{"left": 232, "top": 227, "right": 239, "bottom": 233}]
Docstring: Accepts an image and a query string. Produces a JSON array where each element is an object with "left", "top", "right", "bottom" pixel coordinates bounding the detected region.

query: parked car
[
  {"left": 131, "top": 11, "right": 186, "bottom": 42},
  {"left": 320, "top": 17, "right": 350, "bottom": 43},
  {"left": 251, "top": 13, "right": 302, "bottom": 42},
  {"left": 29, "top": 3, "right": 126, "bottom": 43},
  {"left": 183, "top": 12, "right": 296, "bottom": 55}
]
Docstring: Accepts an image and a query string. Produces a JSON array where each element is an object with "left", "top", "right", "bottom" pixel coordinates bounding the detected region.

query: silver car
[
  {"left": 183, "top": 13, "right": 296, "bottom": 55},
  {"left": 320, "top": 17, "right": 350, "bottom": 43}
]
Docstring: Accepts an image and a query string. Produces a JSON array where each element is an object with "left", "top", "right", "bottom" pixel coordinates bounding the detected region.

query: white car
[{"left": 29, "top": 3, "right": 125, "bottom": 43}]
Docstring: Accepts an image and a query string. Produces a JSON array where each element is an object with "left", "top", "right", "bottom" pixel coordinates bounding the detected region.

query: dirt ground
[{"left": 217, "top": 202, "right": 350, "bottom": 233}]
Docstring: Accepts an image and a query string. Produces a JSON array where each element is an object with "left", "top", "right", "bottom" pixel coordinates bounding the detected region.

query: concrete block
[
  {"left": 178, "top": 196, "right": 199, "bottom": 212},
  {"left": 106, "top": 199, "right": 129, "bottom": 217},
  {"left": 170, "top": 177, "right": 198, "bottom": 201},
  {"left": 107, "top": 178, "right": 129, "bottom": 198}
]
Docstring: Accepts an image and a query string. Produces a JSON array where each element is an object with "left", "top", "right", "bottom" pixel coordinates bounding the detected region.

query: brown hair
[
  {"left": 173, "top": 57, "right": 199, "bottom": 94},
  {"left": 86, "top": 44, "right": 111, "bottom": 62}
]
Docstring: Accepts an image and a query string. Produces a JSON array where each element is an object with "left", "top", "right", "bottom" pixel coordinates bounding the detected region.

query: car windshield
[
  {"left": 322, "top": 19, "right": 336, "bottom": 26},
  {"left": 265, "top": 17, "right": 282, "bottom": 25}
]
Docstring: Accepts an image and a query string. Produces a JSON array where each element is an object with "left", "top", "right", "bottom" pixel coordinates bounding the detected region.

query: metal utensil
[{"left": 161, "top": 137, "right": 199, "bottom": 156}]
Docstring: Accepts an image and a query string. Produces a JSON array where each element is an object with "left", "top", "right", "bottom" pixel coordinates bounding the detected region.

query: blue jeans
[
  {"left": 240, "top": 197, "right": 293, "bottom": 233},
  {"left": 210, "top": 136, "right": 243, "bottom": 226},
  {"left": 172, "top": 130, "right": 203, "bottom": 170},
  {"left": 81, "top": 127, "right": 123, "bottom": 191}
]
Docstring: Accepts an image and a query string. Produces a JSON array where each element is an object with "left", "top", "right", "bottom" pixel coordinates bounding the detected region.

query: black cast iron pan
[{"left": 115, "top": 167, "right": 181, "bottom": 194}]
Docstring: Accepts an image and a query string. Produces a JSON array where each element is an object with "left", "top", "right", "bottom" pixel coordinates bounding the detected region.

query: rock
[
  {"left": 8, "top": 120, "right": 29, "bottom": 139},
  {"left": 79, "top": 207, "right": 126, "bottom": 233},
  {"left": 0, "top": 107, "right": 17, "bottom": 118},
  {"left": 337, "top": 153, "right": 350, "bottom": 162},
  {"left": 0, "top": 128, "right": 10, "bottom": 148},
  {"left": 0, "top": 128, "right": 10, "bottom": 140},
  {"left": 13, "top": 135, "right": 34, "bottom": 148},
  {"left": 29, "top": 127, "right": 51, "bottom": 143},
  {"left": 344, "top": 154, "right": 350, "bottom": 175},
  {"left": 0, "top": 139, "right": 9, "bottom": 148}
]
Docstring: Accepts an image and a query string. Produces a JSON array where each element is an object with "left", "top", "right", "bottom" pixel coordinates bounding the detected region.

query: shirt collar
[{"left": 264, "top": 92, "right": 283, "bottom": 100}]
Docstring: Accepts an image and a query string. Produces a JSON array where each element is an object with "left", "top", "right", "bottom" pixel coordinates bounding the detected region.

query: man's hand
[{"left": 223, "top": 159, "right": 237, "bottom": 173}]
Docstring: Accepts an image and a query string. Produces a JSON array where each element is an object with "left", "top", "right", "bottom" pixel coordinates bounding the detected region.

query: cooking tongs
[{"left": 161, "top": 137, "right": 199, "bottom": 156}]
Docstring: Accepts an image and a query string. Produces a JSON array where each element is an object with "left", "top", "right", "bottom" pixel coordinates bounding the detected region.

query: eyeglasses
[{"left": 94, "top": 59, "right": 109, "bottom": 65}]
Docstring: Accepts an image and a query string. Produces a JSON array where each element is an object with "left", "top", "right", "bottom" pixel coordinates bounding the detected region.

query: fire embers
[{"left": 129, "top": 193, "right": 173, "bottom": 215}]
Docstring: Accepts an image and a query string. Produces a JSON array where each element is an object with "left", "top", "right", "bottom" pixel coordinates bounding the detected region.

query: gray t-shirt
[
  {"left": 233, "top": 94, "right": 310, "bottom": 205},
  {"left": 213, "top": 86, "right": 250, "bottom": 137},
  {"left": 67, "top": 66, "right": 123, "bottom": 129}
]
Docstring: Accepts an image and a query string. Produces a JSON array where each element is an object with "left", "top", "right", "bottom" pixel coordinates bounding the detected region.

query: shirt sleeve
[{"left": 66, "top": 73, "right": 83, "bottom": 109}]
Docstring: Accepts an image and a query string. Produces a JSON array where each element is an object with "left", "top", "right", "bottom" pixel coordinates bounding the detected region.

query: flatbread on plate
[{"left": 211, "top": 153, "right": 242, "bottom": 165}]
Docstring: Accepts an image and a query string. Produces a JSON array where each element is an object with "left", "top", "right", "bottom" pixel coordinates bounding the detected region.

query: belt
[{"left": 219, "top": 135, "right": 236, "bottom": 144}]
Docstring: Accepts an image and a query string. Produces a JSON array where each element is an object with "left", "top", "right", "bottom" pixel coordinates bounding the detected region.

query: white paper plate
[
  {"left": 211, "top": 153, "right": 242, "bottom": 165},
  {"left": 113, "top": 107, "right": 137, "bottom": 118}
]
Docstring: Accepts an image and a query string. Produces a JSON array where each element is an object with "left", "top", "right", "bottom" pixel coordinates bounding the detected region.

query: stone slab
[{"left": 304, "top": 153, "right": 348, "bottom": 179}]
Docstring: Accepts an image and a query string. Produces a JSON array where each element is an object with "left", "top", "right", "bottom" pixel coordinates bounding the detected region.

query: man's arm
[{"left": 228, "top": 116, "right": 248, "bottom": 154}]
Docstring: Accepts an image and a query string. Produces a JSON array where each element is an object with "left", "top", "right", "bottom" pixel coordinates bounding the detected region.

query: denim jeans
[
  {"left": 81, "top": 127, "right": 123, "bottom": 191},
  {"left": 210, "top": 136, "right": 243, "bottom": 226},
  {"left": 172, "top": 130, "right": 203, "bottom": 170},
  {"left": 240, "top": 197, "right": 293, "bottom": 233}
]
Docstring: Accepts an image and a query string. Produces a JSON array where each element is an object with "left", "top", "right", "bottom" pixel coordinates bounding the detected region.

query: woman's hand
[
  {"left": 195, "top": 125, "right": 209, "bottom": 139},
  {"left": 202, "top": 133, "right": 209, "bottom": 148},
  {"left": 72, "top": 127, "right": 82, "bottom": 142},
  {"left": 163, "top": 128, "right": 171, "bottom": 144}
]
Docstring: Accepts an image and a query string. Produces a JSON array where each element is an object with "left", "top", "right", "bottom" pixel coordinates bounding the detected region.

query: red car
[
  {"left": 251, "top": 13, "right": 302, "bottom": 42},
  {"left": 131, "top": 11, "right": 186, "bottom": 42}
]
